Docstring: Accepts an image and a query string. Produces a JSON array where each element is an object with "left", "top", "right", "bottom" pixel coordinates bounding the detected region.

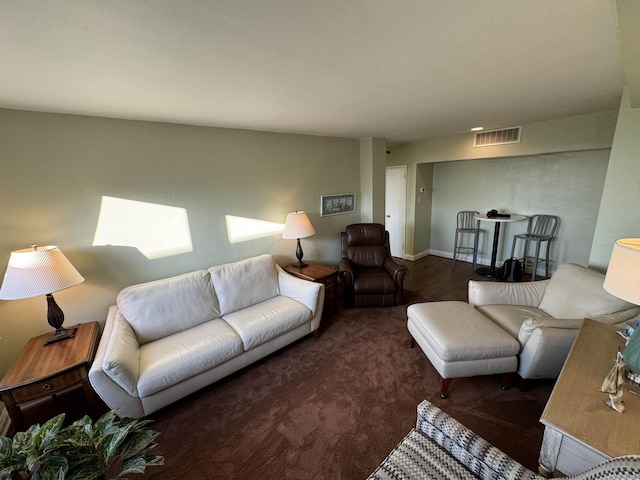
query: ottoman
[{"left": 407, "top": 301, "right": 519, "bottom": 398}]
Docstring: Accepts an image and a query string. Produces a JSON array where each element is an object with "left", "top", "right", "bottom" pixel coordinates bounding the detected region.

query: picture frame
[{"left": 320, "top": 193, "right": 356, "bottom": 216}]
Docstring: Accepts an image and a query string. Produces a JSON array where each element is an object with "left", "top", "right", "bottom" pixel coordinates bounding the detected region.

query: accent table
[
  {"left": 282, "top": 261, "right": 338, "bottom": 316},
  {"left": 0, "top": 321, "right": 101, "bottom": 432},
  {"left": 538, "top": 318, "right": 640, "bottom": 477},
  {"left": 474, "top": 213, "right": 527, "bottom": 277}
]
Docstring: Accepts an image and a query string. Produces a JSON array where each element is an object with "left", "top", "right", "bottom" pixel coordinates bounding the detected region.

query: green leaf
[
  {"left": 117, "top": 456, "right": 147, "bottom": 476},
  {"left": 32, "top": 414, "right": 65, "bottom": 451},
  {"left": 0, "top": 410, "right": 162, "bottom": 480},
  {"left": 0, "top": 437, "right": 13, "bottom": 459},
  {"left": 103, "top": 424, "right": 134, "bottom": 462},
  {"left": 118, "top": 430, "right": 160, "bottom": 460},
  {"left": 35, "top": 454, "right": 69, "bottom": 480}
]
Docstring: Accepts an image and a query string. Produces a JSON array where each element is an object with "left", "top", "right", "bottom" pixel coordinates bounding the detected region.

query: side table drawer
[{"left": 11, "top": 369, "right": 83, "bottom": 404}]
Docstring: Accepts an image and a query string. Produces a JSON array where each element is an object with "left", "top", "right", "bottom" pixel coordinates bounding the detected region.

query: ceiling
[{"left": 1, "top": 0, "right": 638, "bottom": 144}]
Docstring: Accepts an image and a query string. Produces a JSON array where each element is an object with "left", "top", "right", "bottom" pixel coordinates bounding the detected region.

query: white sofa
[
  {"left": 89, "top": 254, "right": 324, "bottom": 418},
  {"left": 468, "top": 263, "right": 640, "bottom": 380}
]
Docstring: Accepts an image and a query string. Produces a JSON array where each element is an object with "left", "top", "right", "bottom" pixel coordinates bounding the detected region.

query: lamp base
[
  {"left": 291, "top": 261, "right": 309, "bottom": 269},
  {"left": 626, "top": 368, "right": 640, "bottom": 385},
  {"left": 44, "top": 326, "right": 77, "bottom": 346}
]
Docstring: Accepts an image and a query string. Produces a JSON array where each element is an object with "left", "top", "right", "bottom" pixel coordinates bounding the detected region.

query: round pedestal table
[{"left": 474, "top": 213, "right": 527, "bottom": 277}]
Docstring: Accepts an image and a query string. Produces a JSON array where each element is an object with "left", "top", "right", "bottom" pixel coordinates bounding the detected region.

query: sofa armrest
[
  {"left": 99, "top": 307, "right": 140, "bottom": 396},
  {"left": 468, "top": 279, "right": 549, "bottom": 308},
  {"left": 415, "top": 400, "right": 539, "bottom": 479},
  {"left": 517, "top": 318, "right": 584, "bottom": 345},
  {"left": 89, "top": 306, "right": 145, "bottom": 418},
  {"left": 593, "top": 307, "right": 640, "bottom": 326},
  {"left": 277, "top": 267, "right": 323, "bottom": 315},
  {"left": 517, "top": 319, "right": 584, "bottom": 379}
]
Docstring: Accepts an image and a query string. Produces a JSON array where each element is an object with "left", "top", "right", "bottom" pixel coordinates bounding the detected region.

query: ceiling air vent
[{"left": 473, "top": 126, "right": 521, "bottom": 147}]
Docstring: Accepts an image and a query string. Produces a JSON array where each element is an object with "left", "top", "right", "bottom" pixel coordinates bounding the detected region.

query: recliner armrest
[
  {"left": 468, "top": 279, "right": 549, "bottom": 308},
  {"left": 338, "top": 257, "right": 355, "bottom": 284},
  {"left": 383, "top": 256, "right": 408, "bottom": 282}
]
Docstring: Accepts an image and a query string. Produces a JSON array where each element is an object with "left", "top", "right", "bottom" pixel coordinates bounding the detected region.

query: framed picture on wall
[{"left": 320, "top": 193, "right": 356, "bottom": 216}]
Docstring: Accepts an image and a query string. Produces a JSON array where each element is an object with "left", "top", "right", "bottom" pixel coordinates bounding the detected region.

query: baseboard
[
  {"left": 0, "top": 405, "right": 10, "bottom": 436},
  {"left": 404, "top": 250, "right": 430, "bottom": 261},
  {"left": 430, "top": 249, "right": 487, "bottom": 266},
  {"left": 411, "top": 250, "right": 553, "bottom": 278},
  {"left": 405, "top": 249, "right": 481, "bottom": 264}
]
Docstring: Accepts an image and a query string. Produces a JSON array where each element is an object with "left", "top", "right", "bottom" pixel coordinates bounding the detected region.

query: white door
[{"left": 385, "top": 165, "right": 407, "bottom": 258}]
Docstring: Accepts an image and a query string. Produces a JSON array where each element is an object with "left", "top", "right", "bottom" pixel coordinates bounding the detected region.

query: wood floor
[{"left": 400, "top": 254, "right": 500, "bottom": 303}]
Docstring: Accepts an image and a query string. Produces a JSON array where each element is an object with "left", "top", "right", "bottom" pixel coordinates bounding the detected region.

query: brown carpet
[{"left": 144, "top": 257, "right": 554, "bottom": 479}]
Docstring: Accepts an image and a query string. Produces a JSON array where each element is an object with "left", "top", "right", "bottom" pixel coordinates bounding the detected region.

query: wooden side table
[
  {"left": 282, "top": 261, "right": 338, "bottom": 315},
  {"left": 539, "top": 318, "right": 640, "bottom": 477},
  {"left": 0, "top": 321, "right": 101, "bottom": 432}
]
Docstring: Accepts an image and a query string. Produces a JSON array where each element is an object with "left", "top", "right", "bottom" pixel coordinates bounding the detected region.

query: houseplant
[{"left": 0, "top": 410, "right": 163, "bottom": 479}]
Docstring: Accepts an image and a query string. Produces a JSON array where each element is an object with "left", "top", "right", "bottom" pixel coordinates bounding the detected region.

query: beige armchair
[{"left": 468, "top": 263, "right": 640, "bottom": 380}]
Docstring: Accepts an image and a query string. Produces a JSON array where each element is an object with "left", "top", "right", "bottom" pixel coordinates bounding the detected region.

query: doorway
[{"left": 385, "top": 165, "right": 407, "bottom": 258}]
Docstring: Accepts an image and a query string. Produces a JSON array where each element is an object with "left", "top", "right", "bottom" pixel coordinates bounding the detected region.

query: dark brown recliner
[{"left": 338, "top": 223, "right": 408, "bottom": 307}]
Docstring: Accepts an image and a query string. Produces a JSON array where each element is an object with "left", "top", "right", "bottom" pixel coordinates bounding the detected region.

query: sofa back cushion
[
  {"left": 117, "top": 270, "right": 220, "bottom": 344},
  {"left": 209, "top": 254, "right": 279, "bottom": 316},
  {"left": 538, "top": 263, "right": 636, "bottom": 319}
]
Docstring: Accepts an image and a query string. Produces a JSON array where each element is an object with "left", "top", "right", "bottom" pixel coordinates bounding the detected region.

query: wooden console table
[{"left": 539, "top": 318, "right": 640, "bottom": 477}]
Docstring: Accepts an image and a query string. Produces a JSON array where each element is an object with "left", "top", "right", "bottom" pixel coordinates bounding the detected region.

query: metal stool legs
[
  {"left": 510, "top": 214, "right": 559, "bottom": 281},
  {"left": 453, "top": 211, "right": 480, "bottom": 269},
  {"left": 452, "top": 230, "right": 478, "bottom": 269}
]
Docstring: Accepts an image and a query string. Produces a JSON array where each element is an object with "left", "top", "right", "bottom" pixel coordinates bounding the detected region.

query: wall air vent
[{"left": 473, "top": 126, "right": 521, "bottom": 147}]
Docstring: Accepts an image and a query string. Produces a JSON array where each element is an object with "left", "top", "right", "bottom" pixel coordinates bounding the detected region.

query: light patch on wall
[
  {"left": 93, "top": 196, "right": 193, "bottom": 259},
  {"left": 225, "top": 215, "right": 284, "bottom": 243}
]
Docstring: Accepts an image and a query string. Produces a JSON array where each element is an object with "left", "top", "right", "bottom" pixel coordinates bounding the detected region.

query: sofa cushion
[
  {"left": 137, "top": 318, "right": 243, "bottom": 397},
  {"left": 209, "top": 254, "right": 279, "bottom": 316},
  {"left": 117, "top": 270, "right": 220, "bottom": 344},
  {"left": 223, "top": 296, "right": 311, "bottom": 350},
  {"left": 538, "top": 263, "right": 635, "bottom": 319}
]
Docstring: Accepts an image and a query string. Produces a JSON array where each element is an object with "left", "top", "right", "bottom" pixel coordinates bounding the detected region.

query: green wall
[
  {"left": 388, "top": 111, "right": 620, "bottom": 264},
  {"left": 0, "top": 108, "right": 360, "bottom": 377},
  {"left": 590, "top": 89, "right": 640, "bottom": 270},
  {"left": 429, "top": 152, "right": 610, "bottom": 267}
]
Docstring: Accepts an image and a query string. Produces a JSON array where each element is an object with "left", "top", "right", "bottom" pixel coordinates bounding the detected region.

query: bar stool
[
  {"left": 452, "top": 211, "right": 480, "bottom": 269},
  {"left": 510, "top": 214, "right": 559, "bottom": 281}
]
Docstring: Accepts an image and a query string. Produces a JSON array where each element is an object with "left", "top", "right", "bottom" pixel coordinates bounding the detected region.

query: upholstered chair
[{"left": 338, "top": 223, "right": 408, "bottom": 307}]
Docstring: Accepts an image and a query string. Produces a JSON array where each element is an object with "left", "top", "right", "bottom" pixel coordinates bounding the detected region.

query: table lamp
[
  {"left": 603, "top": 238, "right": 640, "bottom": 384},
  {"left": 282, "top": 211, "right": 316, "bottom": 268},
  {"left": 0, "top": 245, "right": 85, "bottom": 345}
]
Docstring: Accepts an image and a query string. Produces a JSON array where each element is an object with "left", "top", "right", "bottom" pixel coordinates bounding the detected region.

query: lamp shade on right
[
  {"left": 603, "top": 238, "right": 640, "bottom": 305},
  {"left": 604, "top": 238, "right": 640, "bottom": 382}
]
